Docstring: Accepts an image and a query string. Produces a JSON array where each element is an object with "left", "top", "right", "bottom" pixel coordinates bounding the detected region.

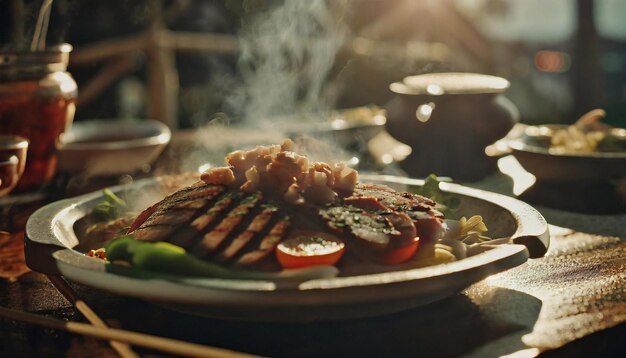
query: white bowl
[{"left": 57, "top": 119, "right": 171, "bottom": 176}]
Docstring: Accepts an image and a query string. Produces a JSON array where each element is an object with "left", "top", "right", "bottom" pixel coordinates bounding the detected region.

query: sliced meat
[
  {"left": 192, "top": 192, "right": 263, "bottom": 256},
  {"left": 127, "top": 201, "right": 159, "bottom": 233},
  {"left": 343, "top": 195, "right": 387, "bottom": 211},
  {"left": 190, "top": 192, "right": 241, "bottom": 232},
  {"left": 320, "top": 205, "right": 399, "bottom": 248},
  {"left": 353, "top": 183, "right": 440, "bottom": 215},
  {"left": 236, "top": 216, "right": 291, "bottom": 266},
  {"left": 140, "top": 206, "right": 198, "bottom": 227},
  {"left": 124, "top": 179, "right": 448, "bottom": 270},
  {"left": 382, "top": 211, "right": 417, "bottom": 246},
  {"left": 168, "top": 193, "right": 240, "bottom": 249},
  {"left": 128, "top": 185, "right": 292, "bottom": 268},
  {"left": 351, "top": 183, "right": 444, "bottom": 243},
  {"left": 129, "top": 183, "right": 225, "bottom": 235},
  {"left": 217, "top": 203, "right": 279, "bottom": 262},
  {"left": 132, "top": 198, "right": 210, "bottom": 242},
  {"left": 133, "top": 224, "right": 177, "bottom": 242}
]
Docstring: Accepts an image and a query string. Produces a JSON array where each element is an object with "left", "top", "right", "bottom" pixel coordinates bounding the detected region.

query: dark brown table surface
[{"left": 1, "top": 134, "right": 625, "bottom": 357}]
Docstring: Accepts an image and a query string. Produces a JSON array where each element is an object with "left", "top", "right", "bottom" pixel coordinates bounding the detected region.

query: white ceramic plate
[{"left": 25, "top": 174, "right": 549, "bottom": 321}]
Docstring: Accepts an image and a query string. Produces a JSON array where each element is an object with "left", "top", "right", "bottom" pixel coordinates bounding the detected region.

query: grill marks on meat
[
  {"left": 321, "top": 206, "right": 399, "bottom": 247},
  {"left": 236, "top": 217, "right": 291, "bottom": 266},
  {"left": 129, "top": 182, "right": 290, "bottom": 267},
  {"left": 353, "top": 183, "right": 443, "bottom": 220},
  {"left": 192, "top": 192, "right": 262, "bottom": 256},
  {"left": 127, "top": 181, "right": 445, "bottom": 269},
  {"left": 190, "top": 193, "right": 239, "bottom": 232},
  {"left": 131, "top": 184, "right": 225, "bottom": 242},
  {"left": 347, "top": 183, "right": 444, "bottom": 244},
  {"left": 217, "top": 204, "right": 278, "bottom": 262},
  {"left": 321, "top": 183, "right": 442, "bottom": 248}
]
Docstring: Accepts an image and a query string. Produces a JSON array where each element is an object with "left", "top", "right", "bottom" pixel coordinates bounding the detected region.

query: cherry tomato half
[
  {"left": 378, "top": 236, "right": 420, "bottom": 265},
  {"left": 276, "top": 232, "right": 346, "bottom": 269}
]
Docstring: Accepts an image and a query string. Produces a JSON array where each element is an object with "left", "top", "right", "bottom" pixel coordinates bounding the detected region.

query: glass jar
[{"left": 0, "top": 44, "right": 77, "bottom": 191}]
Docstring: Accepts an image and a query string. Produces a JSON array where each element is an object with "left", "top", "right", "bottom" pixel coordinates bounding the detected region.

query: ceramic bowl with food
[
  {"left": 58, "top": 119, "right": 171, "bottom": 177},
  {"left": 508, "top": 124, "right": 626, "bottom": 181},
  {"left": 280, "top": 106, "right": 387, "bottom": 153}
]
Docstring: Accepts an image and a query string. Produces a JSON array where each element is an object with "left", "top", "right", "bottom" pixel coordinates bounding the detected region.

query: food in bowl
[
  {"left": 86, "top": 140, "right": 502, "bottom": 280},
  {"left": 548, "top": 109, "right": 626, "bottom": 154},
  {"left": 57, "top": 119, "right": 171, "bottom": 176},
  {"left": 506, "top": 109, "right": 626, "bottom": 182}
]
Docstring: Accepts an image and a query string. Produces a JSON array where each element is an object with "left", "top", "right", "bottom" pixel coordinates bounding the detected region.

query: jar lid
[
  {"left": 0, "top": 43, "right": 72, "bottom": 78},
  {"left": 391, "top": 72, "right": 510, "bottom": 95}
]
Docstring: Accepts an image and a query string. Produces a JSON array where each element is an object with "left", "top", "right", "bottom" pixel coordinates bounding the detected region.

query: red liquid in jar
[
  {"left": 0, "top": 44, "right": 77, "bottom": 191},
  {"left": 0, "top": 86, "right": 75, "bottom": 190}
]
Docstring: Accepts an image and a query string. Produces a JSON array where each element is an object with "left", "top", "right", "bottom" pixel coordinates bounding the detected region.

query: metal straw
[{"left": 30, "top": 0, "right": 54, "bottom": 51}]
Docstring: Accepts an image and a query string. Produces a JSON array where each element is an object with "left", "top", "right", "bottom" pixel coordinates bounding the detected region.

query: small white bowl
[{"left": 58, "top": 119, "right": 171, "bottom": 176}]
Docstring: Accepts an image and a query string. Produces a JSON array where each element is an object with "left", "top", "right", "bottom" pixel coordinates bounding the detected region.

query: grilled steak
[
  {"left": 129, "top": 182, "right": 290, "bottom": 268},
  {"left": 347, "top": 183, "right": 444, "bottom": 244},
  {"left": 352, "top": 183, "right": 443, "bottom": 220},
  {"left": 127, "top": 181, "right": 443, "bottom": 268}
]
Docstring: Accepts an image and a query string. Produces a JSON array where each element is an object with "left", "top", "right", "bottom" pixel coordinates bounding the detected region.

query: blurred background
[{"left": 1, "top": 0, "right": 625, "bottom": 129}]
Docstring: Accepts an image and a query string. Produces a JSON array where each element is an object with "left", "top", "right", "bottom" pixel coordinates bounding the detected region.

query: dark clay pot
[{"left": 385, "top": 73, "right": 518, "bottom": 181}]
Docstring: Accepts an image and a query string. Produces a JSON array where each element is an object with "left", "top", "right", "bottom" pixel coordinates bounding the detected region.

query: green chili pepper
[
  {"left": 104, "top": 235, "right": 139, "bottom": 262},
  {"left": 105, "top": 236, "right": 233, "bottom": 278},
  {"left": 104, "top": 236, "right": 336, "bottom": 281},
  {"left": 132, "top": 241, "right": 234, "bottom": 277}
]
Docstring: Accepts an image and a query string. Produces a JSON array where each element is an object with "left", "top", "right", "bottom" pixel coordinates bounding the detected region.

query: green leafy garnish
[
  {"left": 414, "top": 174, "right": 460, "bottom": 218},
  {"left": 92, "top": 188, "right": 127, "bottom": 222}
]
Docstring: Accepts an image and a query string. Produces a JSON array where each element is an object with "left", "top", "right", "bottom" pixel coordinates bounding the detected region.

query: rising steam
[
  {"left": 228, "top": 0, "right": 346, "bottom": 125},
  {"left": 185, "top": 1, "right": 349, "bottom": 172}
]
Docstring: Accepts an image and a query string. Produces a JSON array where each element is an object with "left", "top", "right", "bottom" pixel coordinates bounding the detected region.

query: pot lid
[{"left": 391, "top": 72, "right": 510, "bottom": 95}]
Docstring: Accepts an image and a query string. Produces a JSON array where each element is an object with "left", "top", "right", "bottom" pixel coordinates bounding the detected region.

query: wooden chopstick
[
  {"left": 0, "top": 306, "right": 260, "bottom": 358},
  {"left": 47, "top": 275, "right": 139, "bottom": 358}
]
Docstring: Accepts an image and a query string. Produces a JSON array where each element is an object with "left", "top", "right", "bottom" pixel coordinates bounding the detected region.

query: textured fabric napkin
[{"left": 460, "top": 179, "right": 626, "bottom": 356}]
